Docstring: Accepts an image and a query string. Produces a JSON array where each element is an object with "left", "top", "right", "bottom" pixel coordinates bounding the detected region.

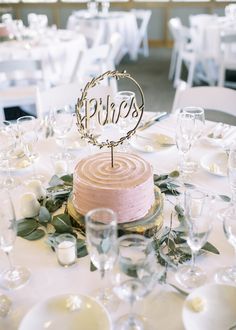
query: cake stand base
[{"left": 67, "top": 187, "right": 164, "bottom": 237}]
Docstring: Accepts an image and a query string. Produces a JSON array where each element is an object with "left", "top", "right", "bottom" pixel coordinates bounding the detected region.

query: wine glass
[
  {"left": 50, "top": 106, "right": 74, "bottom": 160},
  {"left": 17, "top": 116, "right": 44, "bottom": 182},
  {"left": 85, "top": 208, "right": 118, "bottom": 308},
  {"left": 112, "top": 234, "right": 157, "bottom": 330},
  {"left": 182, "top": 106, "right": 205, "bottom": 173},
  {"left": 182, "top": 106, "right": 205, "bottom": 141},
  {"left": 0, "top": 189, "right": 30, "bottom": 289},
  {"left": 115, "top": 91, "right": 136, "bottom": 151},
  {"left": 228, "top": 142, "right": 236, "bottom": 203},
  {"left": 0, "top": 121, "right": 19, "bottom": 188},
  {"left": 175, "top": 112, "right": 195, "bottom": 179},
  {"left": 176, "top": 189, "right": 212, "bottom": 289},
  {"left": 215, "top": 205, "right": 236, "bottom": 284}
]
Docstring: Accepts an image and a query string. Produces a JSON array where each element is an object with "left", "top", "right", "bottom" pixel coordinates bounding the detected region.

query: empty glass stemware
[
  {"left": 175, "top": 112, "right": 195, "bottom": 178},
  {"left": 112, "top": 234, "right": 157, "bottom": 330},
  {"left": 85, "top": 208, "right": 118, "bottom": 308},
  {"left": 50, "top": 106, "right": 74, "bottom": 160},
  {"left": 182, "top": 106, "right": 205, "bottom": 173},
  {"left": 17, "top": 116, "right": 43, "bottom": 181},
  {"left": 228, "top": 143, "right": 236, "bottom": 203},
  {"left": 0, "top": 121, "right": 19, "bottom": 188},
  {"left": 0, "top": 189, "right": 30, "bottom": 289},
  {"left": 215, "top": 205, "right": 236, "bottom": 284},
  {"left": 176, "top": 189, "right": 212, "bottom": 289}
]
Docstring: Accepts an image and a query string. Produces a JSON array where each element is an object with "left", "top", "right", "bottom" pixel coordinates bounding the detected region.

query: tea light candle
[
  {"left": 54, "top": 160, "right": 67, "bottom": 175},
  {"left": 26, "top": 179, "right": 46, "bottom": 200},
  {"left": 57, "top": 240, "right": 76, "bottom": 266},
  {"left": 20, "top": 193, "right": 40, "bottom": 218}
]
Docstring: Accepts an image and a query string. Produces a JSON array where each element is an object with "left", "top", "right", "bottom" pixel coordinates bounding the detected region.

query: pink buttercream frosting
[{"left": 73, "top": 152, "right": 155, "bottom": 223}]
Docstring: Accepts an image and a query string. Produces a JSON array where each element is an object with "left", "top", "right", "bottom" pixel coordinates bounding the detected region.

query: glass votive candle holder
[
  {"left": 50, "top": 153, "right": 68, "bottom": 176},
  {"left": 55, "top": 234, "right": 77, "bottom": 267}
]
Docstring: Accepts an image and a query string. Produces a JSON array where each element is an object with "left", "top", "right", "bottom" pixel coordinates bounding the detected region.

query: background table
[{"left": 67, "top": 10, "right": 139, "bottom": 61}]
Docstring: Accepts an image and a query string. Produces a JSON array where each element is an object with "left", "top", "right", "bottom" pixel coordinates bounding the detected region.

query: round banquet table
[
  {"left": 67, "top": 10, "right": 139, "bottom": 61},
  {"left": 0, "top": 29, "right": 87, "bottom": 87},
  {"left": 0, "top": 113, "right": 235, "bottom": 329}
]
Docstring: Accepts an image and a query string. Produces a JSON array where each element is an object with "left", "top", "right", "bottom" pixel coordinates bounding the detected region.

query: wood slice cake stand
[{"left": 67, "top": 187, "right": 163, "bottom": 238}]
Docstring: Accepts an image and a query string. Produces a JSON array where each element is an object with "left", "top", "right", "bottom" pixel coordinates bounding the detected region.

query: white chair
[
  {"left": 168, "top": 17, "right": 192, "bottom": 82},
  {"left": 131, "top": 9, "right": 151, "bottom": 57},
  {"left": 36, "top": 82, "right": 114, "bottom": 117},
  {"left": 0, "top": 58, "right": 47, "bottom": 120},
  {"left": 108, "top": 32, "right": 125, "bottom": 66},
  {"left": 70, "top": 38, "right": 120, "bottom": 94},
  {"left": 218, "top": 32, "right": 236, "bottom": 88},
  {"left": 71, "top": 44, "right": 110, "bottom": 81},
  {"left": 172, "top": 84, "right": 236, "bottom": 123}
]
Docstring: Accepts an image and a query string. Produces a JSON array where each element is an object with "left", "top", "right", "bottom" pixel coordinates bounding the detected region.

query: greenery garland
[{"left": 17, "top": 171, "right": 224, "bottom": 270}]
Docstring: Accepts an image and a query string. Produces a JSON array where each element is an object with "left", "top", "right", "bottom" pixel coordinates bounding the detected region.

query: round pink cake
[{"left": 73, "top": 152, "right": 155, "bottom": 223}]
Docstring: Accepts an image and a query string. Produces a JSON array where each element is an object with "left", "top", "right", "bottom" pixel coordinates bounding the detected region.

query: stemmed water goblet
[
  {"left": 112, "top": 234, "right": 157, "bottom": 330},
  {"left": 182, "top": 106, "right": 205, "bottom": 173},
  {"left": 115, "top": 91, "right": 136, "bottom": 151},
  {"left": 215, "top": 205, "right": 236, "bottom": 284},
  {"left": 85, "top": 208, "right": 118, "bottom": 308},
  {"left": 0, "top": 121, "right": 19, "bottom": 188},
  {"left": 17, "top": 116, "right": 44, "bottom": 182},
  {"left": 176, "top": 189, "right": 213, "bottom": 289},
  {"left": 0, "top": 189, "right": 30, "bottom": 289},
  {"left": 50, "top": 106, "right": 74, "bottom": 161},
  {"left": 227, "top": 142, "right": 236, "bottom": 203},
  {"left": 175, "top": 112, "right": 195, "bottom": 179}
]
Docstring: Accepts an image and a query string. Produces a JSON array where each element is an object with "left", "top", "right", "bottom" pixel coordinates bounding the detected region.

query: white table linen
[
  {"left": 0, "top": 30, "right": 87, "bottom": 87},
  {"left": 0, "top": 114, "right": 235, "bottom": 329},
  {"left": 67, "top": 10, "right": 139, "bottom": 60}
]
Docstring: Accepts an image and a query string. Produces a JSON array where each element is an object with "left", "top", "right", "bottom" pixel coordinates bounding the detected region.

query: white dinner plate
[
  {"left": 200, "top": 151, "right": 227, "bottom": 177},
  {"left": 130, "top": 132, "right": 174, "bottom": 153},
  {"left": 19, "top": 293, "right": 113, "bottom": 330},
  {"left": 182, "top": 284, "right": 236, "bottom": 330}
]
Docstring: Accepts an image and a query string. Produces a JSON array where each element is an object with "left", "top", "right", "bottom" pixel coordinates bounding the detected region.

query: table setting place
[{"left": 1, "top": 94, "right": 236, "bottom": 330}]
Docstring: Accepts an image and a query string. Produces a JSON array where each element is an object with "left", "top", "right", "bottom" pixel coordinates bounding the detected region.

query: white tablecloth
[
  {"left": 0, "top": 30, "right": 87, "bottom": 86},
  {"left": 0, "top": 114, "right": 235, "bottom": 329},
  {"left": 67, "top": 10, "right": 139, "bottom": 60}
]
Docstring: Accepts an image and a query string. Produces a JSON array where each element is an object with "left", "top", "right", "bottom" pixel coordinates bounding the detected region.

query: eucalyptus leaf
[
  {"left": 23, "top": 229, "right": 45, "bottom": 241},
  {"left": 202, "top": 241, "right": 220, "bottom": 255},
  {"left": 39, "top": 206, "right": 51, "bottom": 223},
  {"left": 17, "top": 219, "right": 39, "bottom": 237},
  {"left": 168, "top": 170, "right": 180, "bottom": 178},
  {"left": 101, "top": 237, "right": 111, "bottom": 254},
  {"left": 184, "top": 182, "right": 195, "bottom": 189},
  {"left": 219, "top": 195, "right": 231, "bottom": 202},
  {"left": 60, "top": 174, "right": 73, "bottom": 185},
  {"left": 175, "top": 205, "right": 185, "bottom": 218},
  {"left": 76, "top": 239, "right": 88, "bottom": 258},
  {"left": 51, "top": 214, "right": 73, "bottom": 234},
  {"left": 154, "top": 174, "right": 168, "bottom": 182},
  {"left": 49, "top": 175, "right": 64, "bottom": 187},
  {"left": 45, "top": 199, "right": 64, "bottom": 213},
  {"left": 90, "top": 261, "right": 97, "bottom": 272}
]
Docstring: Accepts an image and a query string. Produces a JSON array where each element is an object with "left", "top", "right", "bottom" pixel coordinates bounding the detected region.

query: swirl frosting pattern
[{"left": 73, "top": 152, "right": 155, "bottom": 223}]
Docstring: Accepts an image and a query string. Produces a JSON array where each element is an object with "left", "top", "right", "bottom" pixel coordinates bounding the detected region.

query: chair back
[
  {"left": 0, "top": 58, "right": 45, "bottom": 89},
  {"left": 131, "top": 9, "right": 151, "bottom": 56},
  {"left": 108, "top": 32, "right": 123, "bottom": 65},
  {"left": 36, "top": 82, "right": 114, "bottom": 117},
  {"left": 172, "top": 84, "right": 236, "bottom": 117}
]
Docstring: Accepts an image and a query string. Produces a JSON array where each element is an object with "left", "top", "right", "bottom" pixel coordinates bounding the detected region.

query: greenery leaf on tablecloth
[{"left": 17, "top": 172, "right": 221, "bottom": 275}]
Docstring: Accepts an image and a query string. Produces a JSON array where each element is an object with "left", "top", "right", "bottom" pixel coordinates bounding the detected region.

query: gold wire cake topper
[{"left": 75, "top": 70, "right": 144, "bottom": 167}]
